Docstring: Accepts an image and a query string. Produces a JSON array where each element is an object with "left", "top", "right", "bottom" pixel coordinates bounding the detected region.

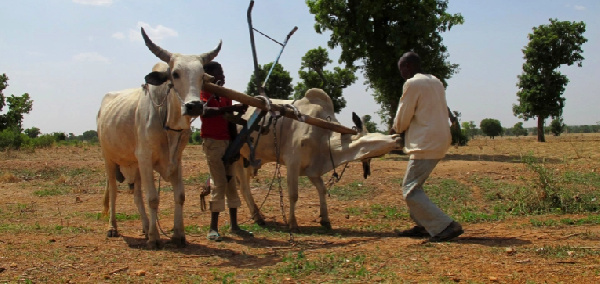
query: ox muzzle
[{"left": 183, "top": 101, "right": 205, "bottom": 117}]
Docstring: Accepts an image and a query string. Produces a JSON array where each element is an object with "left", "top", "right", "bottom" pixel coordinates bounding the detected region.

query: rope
[
  {"left": 147, "top": 82, "right": 186, "bottom": 238},
  {"left": 143, "top": 83, "right": 171, "bottom": 108},
  {"left": 200, "top": 174, "right": 211, "bottom": 211},
  {"left": 272, "top": 115, "right": 295, "bottom": 244},
  {"left": 156, "top": 174, "right": 172, "bottom": 238},
  {"left": 284, "top": 103, "right": 304, "bottom": 122},
  {"left": 324, "top": 115, "right": 349, "bottom": 192},
  {"left": 252, "top": 27, "right": 284, "bottom": 46}
]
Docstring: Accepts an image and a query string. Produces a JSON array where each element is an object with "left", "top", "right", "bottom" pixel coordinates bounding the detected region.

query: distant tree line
[{"left": 458, "top": 117, "right": 599, "bottom": 143}]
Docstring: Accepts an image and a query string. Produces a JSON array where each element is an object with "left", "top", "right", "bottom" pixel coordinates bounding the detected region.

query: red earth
[{"left": 1, "top": 135, "right": 599, "bottom": 283}]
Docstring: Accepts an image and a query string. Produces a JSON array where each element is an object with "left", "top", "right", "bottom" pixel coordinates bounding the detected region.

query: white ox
[
  {"left": 97, "top": 28, "right": 221, "bottom": 248},
  {"left": 235, "top": 88, "right": 402, "bottom": 231}
]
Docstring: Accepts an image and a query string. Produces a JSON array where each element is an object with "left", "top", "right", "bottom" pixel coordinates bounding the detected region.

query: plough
[{"left": 206, "top": 0, "right": 358, "bottom": 170}]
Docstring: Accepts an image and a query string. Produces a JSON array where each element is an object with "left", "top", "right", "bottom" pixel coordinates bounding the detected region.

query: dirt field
[{"left": 1, "top": 134, "right": 600, "bottom": 283}]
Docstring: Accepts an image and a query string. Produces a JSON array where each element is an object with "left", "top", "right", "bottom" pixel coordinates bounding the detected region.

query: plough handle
[
  {"left": 204, "top": 82, "right": 358, "bottom": 135},
  {"left": 247, "top": 0, "right": 265, "bottom": 96}
]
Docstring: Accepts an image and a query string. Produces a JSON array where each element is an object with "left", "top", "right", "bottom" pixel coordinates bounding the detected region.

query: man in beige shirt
[{"left": 392, "top": 51, "right": 463, "bottom": 242}]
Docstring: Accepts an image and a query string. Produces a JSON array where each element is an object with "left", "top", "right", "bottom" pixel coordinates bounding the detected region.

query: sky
[{"left": 1, "top": 0, "right": 598, "bottom": 135}]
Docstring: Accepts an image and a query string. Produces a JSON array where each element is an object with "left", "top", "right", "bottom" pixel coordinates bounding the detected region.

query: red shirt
[{"left": 200, "top": 91, "right": 231, "bottom": 140}]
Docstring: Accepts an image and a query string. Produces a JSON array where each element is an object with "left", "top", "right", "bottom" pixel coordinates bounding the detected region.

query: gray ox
[
  {"left": 235, "top": 88, "right": 402, "bottom": 231},
  {"left": 97, "top": 28, "right": 220, "bottom": 248}
]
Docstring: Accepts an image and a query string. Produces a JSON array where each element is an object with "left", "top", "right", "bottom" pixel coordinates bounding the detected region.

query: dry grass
[{"left": 0, "top": 134, "right": 599, "bottom": 283}]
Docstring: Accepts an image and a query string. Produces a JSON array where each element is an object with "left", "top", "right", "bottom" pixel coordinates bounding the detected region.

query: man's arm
[
  {"left": 202, "top": 104, "right": 247, "bottom": 117},
  {"left": 392, "top": 81, "right": 417, "bottom": 134}
]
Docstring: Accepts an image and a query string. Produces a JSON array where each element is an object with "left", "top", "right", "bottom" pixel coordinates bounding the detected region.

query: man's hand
[{"left": 231, "top": 104, "right": 248, "bottom": 115}]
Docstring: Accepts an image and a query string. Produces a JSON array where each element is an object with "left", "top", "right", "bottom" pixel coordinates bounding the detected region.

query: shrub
[
  {"left": 0, "top": 128, "right": 24, "bottom": 150},
  {"left": 33, "top": 134, "right": 56, "bottom": 148}
]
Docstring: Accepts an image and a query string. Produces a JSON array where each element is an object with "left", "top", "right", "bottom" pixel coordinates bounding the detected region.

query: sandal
[{"left": 207, "top": 230, "right": 222, "bottom": 242}]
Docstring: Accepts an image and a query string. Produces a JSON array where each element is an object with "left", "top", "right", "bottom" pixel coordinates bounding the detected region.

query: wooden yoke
[{"left": 203, "top": 82, "right": 358, "bottom": 135}]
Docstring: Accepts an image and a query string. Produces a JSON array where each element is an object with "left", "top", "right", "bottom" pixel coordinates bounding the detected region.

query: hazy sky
[{"left": 1, "top": 0, "right": 598, "bottom": 135}]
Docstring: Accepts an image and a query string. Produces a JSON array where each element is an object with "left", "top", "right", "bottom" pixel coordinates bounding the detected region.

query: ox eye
[{"left": 172, "top": 72, "right": 180, "bottom": 79}]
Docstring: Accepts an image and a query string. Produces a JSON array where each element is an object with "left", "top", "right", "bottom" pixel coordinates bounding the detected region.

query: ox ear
[
  {"left": 145, "top": 71, "right": 169, "bottom": 86},
  {"left": 351, "top": 112, "right": 363, "bottom": 130}
]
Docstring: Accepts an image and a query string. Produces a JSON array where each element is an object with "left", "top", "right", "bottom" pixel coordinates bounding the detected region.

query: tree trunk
[{"left": 537, "top": 116, "right": 546, "bottom": 142}]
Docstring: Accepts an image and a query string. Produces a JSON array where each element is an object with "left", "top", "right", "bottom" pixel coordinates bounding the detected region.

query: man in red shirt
[{"left": 200, "top": 61, "right": 251, "bottom": 241}]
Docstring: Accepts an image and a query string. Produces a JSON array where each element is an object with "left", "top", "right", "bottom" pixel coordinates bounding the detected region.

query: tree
[
  {"left": 449, "top": 110, "right": 467, "bottom": 146},
  {"left": 0, "top": 74, "right": 34, "bottom": 132},
  {"left": 461, "top": 121, "right": 477, "bottom": 139},
  {"left": 192, "top": 130, "right": 202, "bottom": 144},
  {"left": 550, "top": 117, "right": 566, "bottom": 136},
  {"left": 24, "top": 127, "right": 41, "bottom": 138},
  {"left": 82, "top": 130, "right": 98, "bottom": 141},
  {"left": 361, "top": 114, "right": 380, "bottom": 133},
  {"left": 294, "top": 47, "right": 357, "bottom": 113},
  {"left": 246, "top": 62, "right": 293, "bottom": 100},
  {"left": 307, "top": 0, "right": 463, "bottom": 129},
  {"left": 53, "top": 132, "right": 66, "bottom": 141},
  {"left": 513, "top": 19, "right": 586, "bottom": 142},
  {"left": 480, "top": 118, "right": 503, "bottom": 139},
  {"left": 511, "top": 122, "right": 528, "bottom": 137}
]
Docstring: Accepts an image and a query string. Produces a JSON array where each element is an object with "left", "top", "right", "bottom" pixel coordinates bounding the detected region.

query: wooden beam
[{"left": 203, "top": 82, "right": 358, "bottom": 135}]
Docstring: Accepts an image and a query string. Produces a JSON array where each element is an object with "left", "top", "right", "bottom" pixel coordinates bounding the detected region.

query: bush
[
  {"left": 192, "top": 131, "right": 203, "bottom": 145},
  {"left": 0, "top": 128, "right": 24, "bottom": 150},
  {"left": 33, "top": 134, "right": 56, "bottom": 148}
]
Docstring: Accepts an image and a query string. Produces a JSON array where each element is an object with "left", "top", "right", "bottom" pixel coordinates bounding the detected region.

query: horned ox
[
  {"left": 234, "top": 88, "right": 402, "bottom": 231},
  {"left": 97, "top": 28, "right": 220, "bottom": 248}
]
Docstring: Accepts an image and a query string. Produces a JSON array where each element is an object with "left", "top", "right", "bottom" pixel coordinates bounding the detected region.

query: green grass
[
  {"left": 84, "top": 212, "right": 140, "bottom": 221},
  {"left": 368, "top": 204, "right": 406, "bottom": 219},
  {"left": 275, "top": 250, "right": 370, "bottom": 279},
  {"left": 3, "top": 167, "right": 100, "bottom": 182},
  {"left": 0, "top": 222, "right": 93, "bottom": 234},
  {"left": 529, "top": 214, "right": 600, "bottom": 227},
  {"left": 531, "top": 245, "right": 600, "bottom": 258},
  {"left": 469, "top": 160, "right": 600, "bottom": 217},
  {"left": 424, "top": 178, "right": 474, "bottom": 219},
  {"left": 329, "top": 181, "right": 371, "bottom": 201},
  {"left": 347, "top": 204, "right": 408, "bottom": 220},
  {"left": 518, "top": 155, "right": 600, "bottom": 214},
  {"left": 184, "top": 172, "right": 210, "bottom": 185},
  {"left": 33, "top": 186, "right": 70, "bottom": 197}
]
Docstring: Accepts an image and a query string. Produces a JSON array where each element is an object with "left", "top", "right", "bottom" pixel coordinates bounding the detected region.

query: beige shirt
[{"left": 392, "top": 73, "right": 451, "bottom": 160}]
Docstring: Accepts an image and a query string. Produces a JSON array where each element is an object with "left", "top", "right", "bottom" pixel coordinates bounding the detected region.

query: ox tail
[{"left": 362, "top": 159, "right": 371, "bottom": 179}]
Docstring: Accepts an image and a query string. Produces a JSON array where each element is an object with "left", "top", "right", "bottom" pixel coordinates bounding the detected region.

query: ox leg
[
  {"left": 234, "top": 160, "right": 265, "bottom": 225},
  {"left": 286, "top": 164, "right": 300, "bottom": 232},
  {"left": 102, "top": 160, "right": 119, "bottom": 237},
  {"left": 308, "top": 176, "right": 332, "bottom": 230},
  {"left": 169, "top": 165, "right": 186, "bottom": 248},
  {"left": 132, "top": 172, "right": 149, "bottom": 238},
  {"left": 138, "top": 160, "right": 162, "bottom": 249}
]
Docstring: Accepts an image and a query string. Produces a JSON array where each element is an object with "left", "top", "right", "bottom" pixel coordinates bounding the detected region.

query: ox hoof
[
  {"left": 147, "top": 240, "right": 163, "bottom": 250},
  {"left": 320, "top": 221, "right": 332, "bottom": 230},
  {"left": 169, "top": 236, "right": 187, "bottom": 248},
  {"left": 106, "top": 229, "right": 120, "bottom": 238}
]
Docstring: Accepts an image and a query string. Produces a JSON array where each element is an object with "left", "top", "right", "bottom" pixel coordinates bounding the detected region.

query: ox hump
[
  {"left": 152, "top": 62, "right": 169, "bottom": 72},
  {"left": 301, "top": 88, "right": 334, "bottom": 114}
]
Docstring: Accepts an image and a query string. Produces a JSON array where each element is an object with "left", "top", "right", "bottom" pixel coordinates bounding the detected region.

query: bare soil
[{"left": 1, "top": 134, "right": 600, "bottom": 283}]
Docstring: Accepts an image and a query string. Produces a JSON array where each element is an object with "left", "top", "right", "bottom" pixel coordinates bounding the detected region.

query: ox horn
[
  {"left": 141, "top": 27, "right": 172, "bottom": 63},
  {"left": 200, "top": 40, "right": 222, "bottom": 65}
]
